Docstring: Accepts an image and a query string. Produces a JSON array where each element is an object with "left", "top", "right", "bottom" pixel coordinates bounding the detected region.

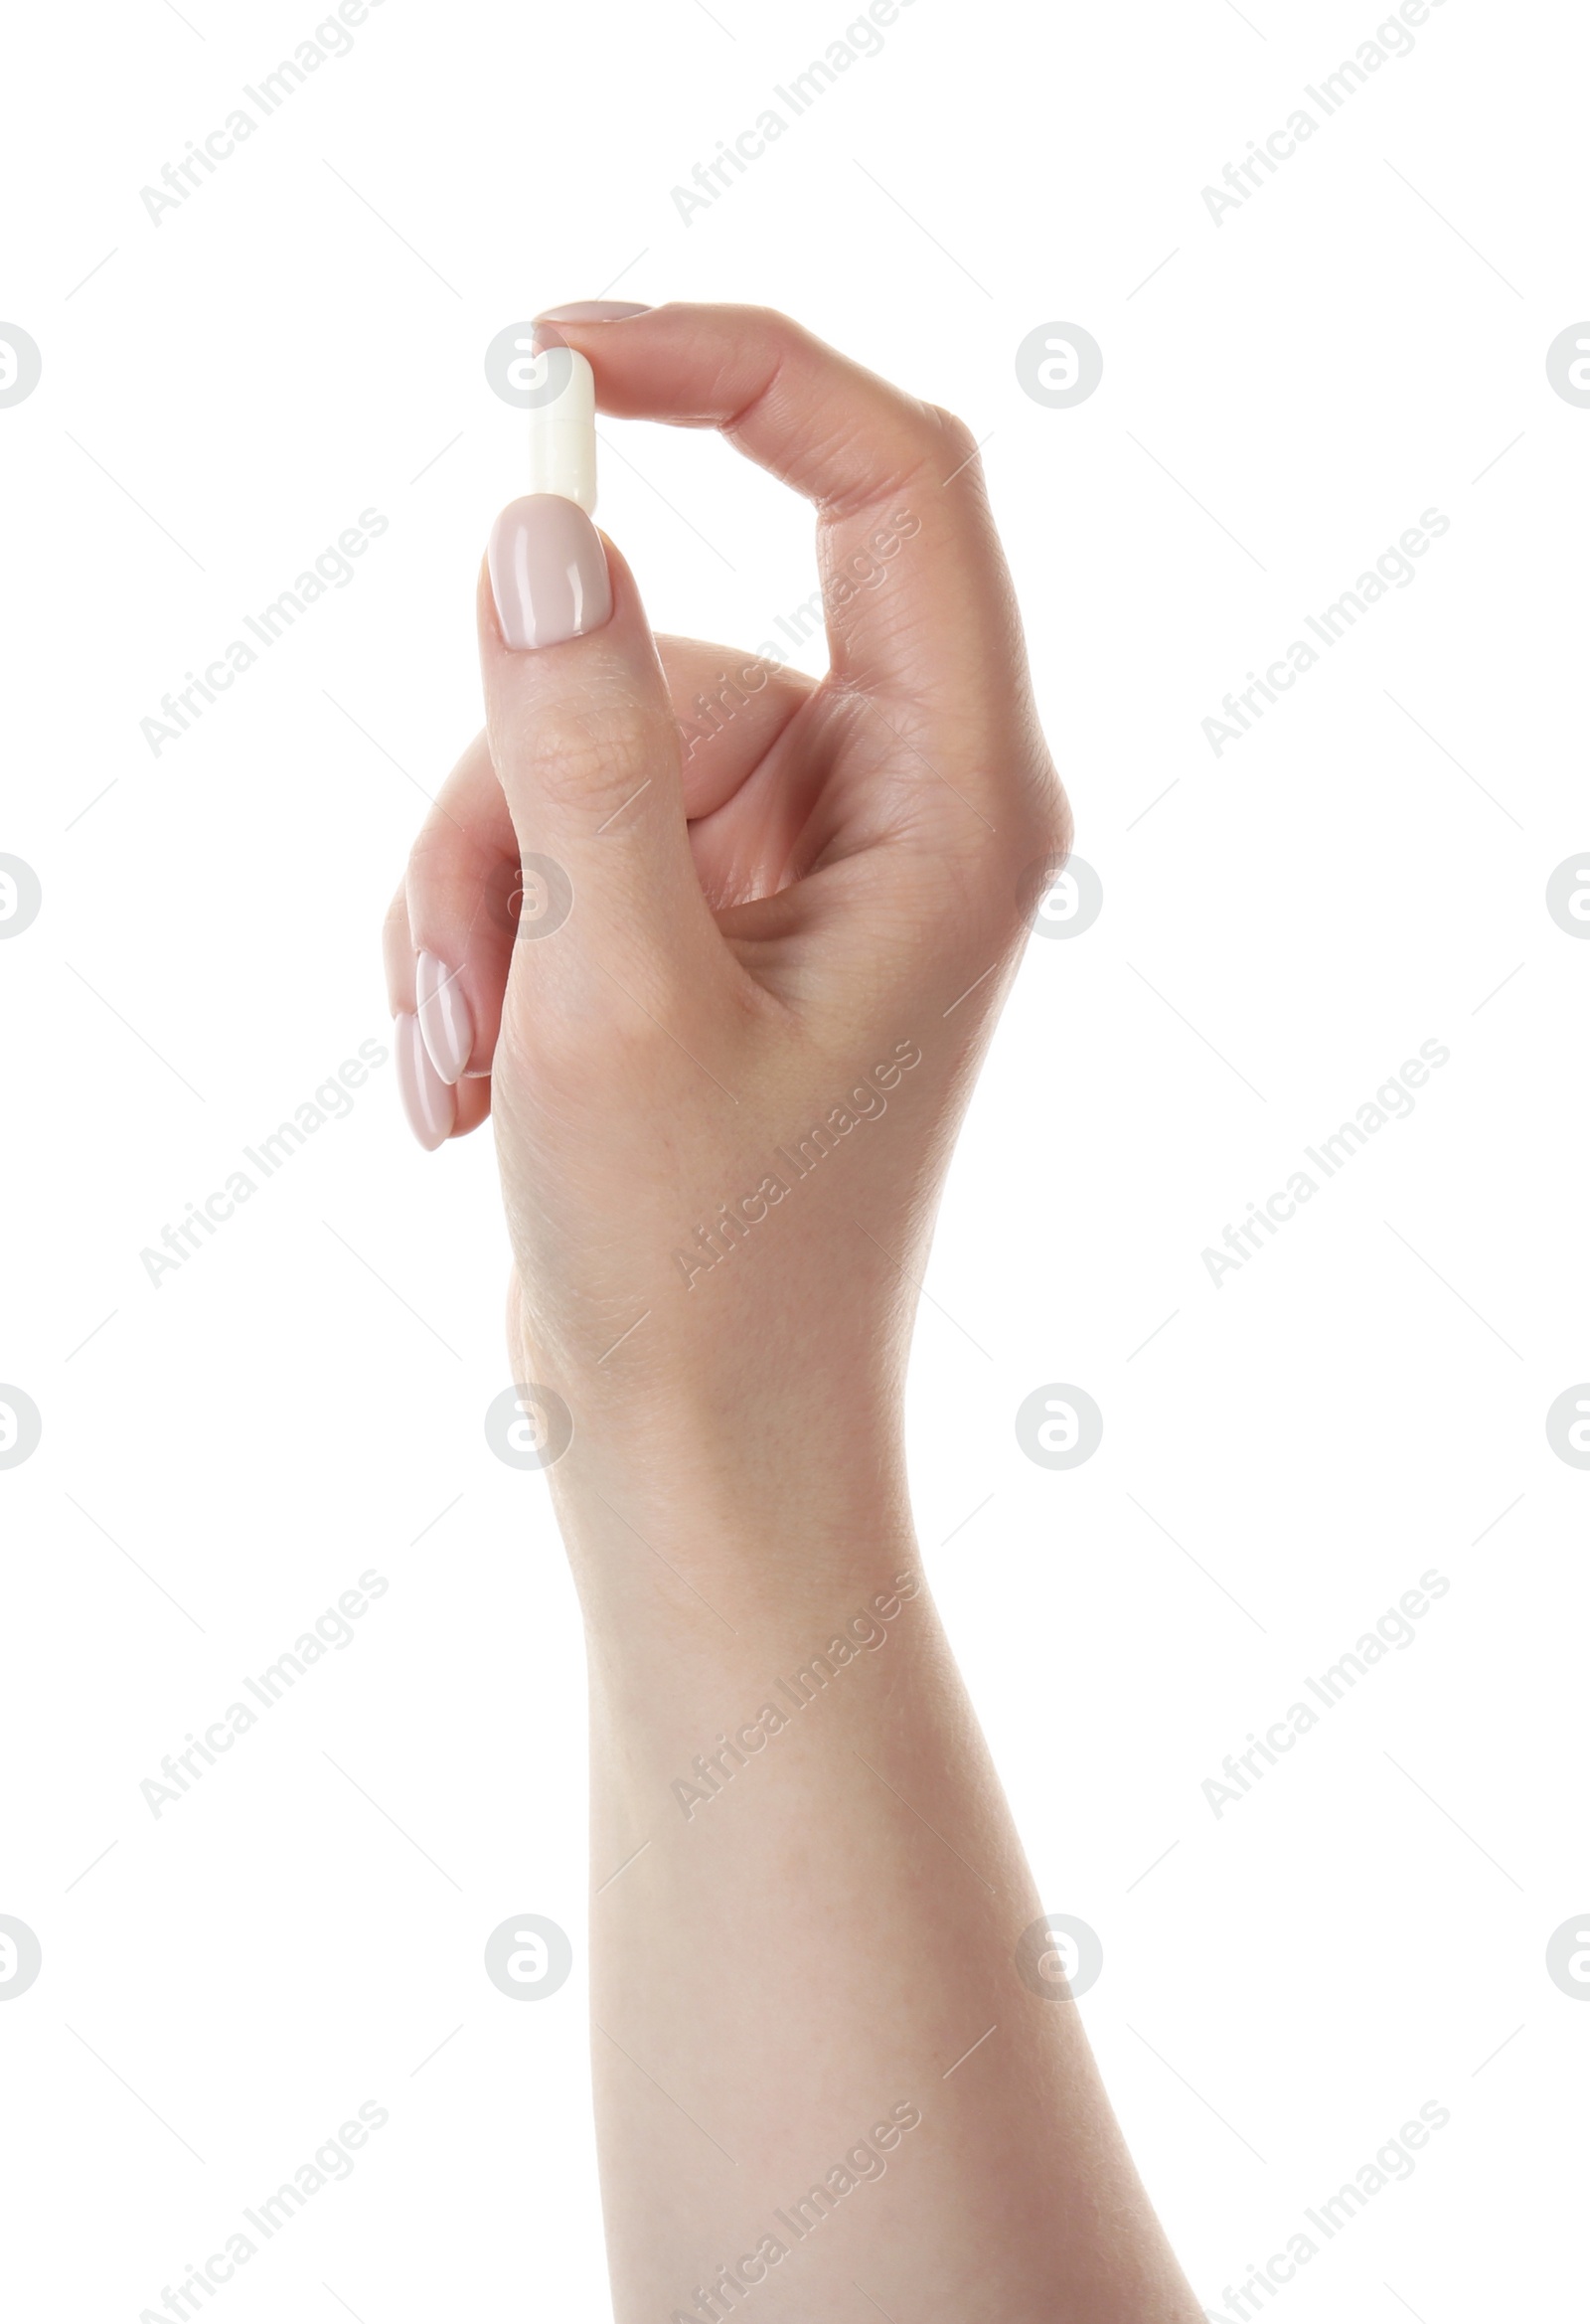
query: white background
[{"left": 2, "top": 0, "right": 1586, "bottom": 2317}]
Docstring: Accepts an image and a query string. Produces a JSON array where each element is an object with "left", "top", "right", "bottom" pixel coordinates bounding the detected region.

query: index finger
[{"left": 536, "top": 301, "right": 1030, "bottom": 719}]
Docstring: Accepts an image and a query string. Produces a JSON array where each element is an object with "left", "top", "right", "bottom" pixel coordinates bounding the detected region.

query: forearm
[
  {"left": 556, "top": 1440, "right": 1201, "bottom": 2324},
  {"left": 387, "top": 295, "right": 1202, "bottom": 2320}
]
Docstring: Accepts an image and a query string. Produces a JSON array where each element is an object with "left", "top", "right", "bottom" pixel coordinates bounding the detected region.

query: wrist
[{"left": 545, "top": 1406, "right": 916, "bottom": 1629}]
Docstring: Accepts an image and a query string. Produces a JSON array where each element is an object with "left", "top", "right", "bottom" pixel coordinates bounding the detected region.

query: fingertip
[
  {"left": 384, "top": 881, "right": 416, "bottom": 1016},
  {"left": 483, "top": 495, "right": 614, "bottom": 654},
  {"left": 396, "top": 1012, "right": 456, "bottom": 1150},
  {"left": 415, "top": 948, "right": 475, "bottom": 1085},
  {"left": 448, "top": 1075, "right": 494, "bottom": 1139}
]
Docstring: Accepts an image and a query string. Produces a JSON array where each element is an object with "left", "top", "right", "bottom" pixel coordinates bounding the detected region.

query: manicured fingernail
[
  {"left": 536, "top": 300, "right": 652, "bottom": 323},
  {"left": 397, "top": 1011, "right": 455, "bottom": 1149},
  {"left": 415, "top": 950, "right": 474, "bottom": 1085},
  {"left": 488, "top": 494, "right": 612, "bottom": 651}
]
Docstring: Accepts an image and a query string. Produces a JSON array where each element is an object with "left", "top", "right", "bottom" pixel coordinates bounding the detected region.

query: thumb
[{"left": 478, "top": 493, "right": 720, "bottom": 1002}]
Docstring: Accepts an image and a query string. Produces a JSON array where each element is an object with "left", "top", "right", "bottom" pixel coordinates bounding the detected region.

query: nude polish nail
[
  {"left": 415, "top": 951, "right": 474, "bottom": 1085},
  {"left": 487, "top": 494, "right": 612, "bottom": 651},
  {"left": 536, "top": 300, "right": 652, "bottom": 323},
  {"left": 396, "top": 1011, "right": 455, "bottom": 1149}
]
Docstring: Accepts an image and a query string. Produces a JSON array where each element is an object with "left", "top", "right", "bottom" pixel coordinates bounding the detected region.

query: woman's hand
[
  {"left": 381, "top": 304, "right": 1199, "bottom": 2324},
  {"left": 384, "top": 301, "right": 1068, "bottom": 1519}
]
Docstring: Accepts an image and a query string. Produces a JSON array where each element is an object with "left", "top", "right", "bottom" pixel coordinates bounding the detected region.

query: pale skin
[{"left": 385, "top": 302, "right": 1202, "bottom": 2322}]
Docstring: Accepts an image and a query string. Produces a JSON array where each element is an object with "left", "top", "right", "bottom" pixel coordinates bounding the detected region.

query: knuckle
[
  {"left": 1002, "top": 776, "right": 1076, "bottom": 943},
  {"left": 407, "top": 817, "right": 456, "bottom": 879},
  {"left": 499, "top": 953, "right": 700, "bottom": 1096},
  {"left": 935, "top": 766, "right": 1074, "bottom": 952},
  {"left": 383, "top": 882, "right": 412, "bottom": 953},
  {"left": 406, "top": 813, "right": 496, "bottom": 904},
  {"left": 925, "top": 404, "right": 979, "bottom": 471},
  {"left": 1037, "top": 775, "right": 1074, "bottom": 868},
  {"left": 506, "top": 694, "right": 673, "bottom": 820}
]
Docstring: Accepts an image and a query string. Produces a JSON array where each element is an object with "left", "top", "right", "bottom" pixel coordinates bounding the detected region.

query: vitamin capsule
[{"left": 527, "top": 345, "right": 597, "bottom": 514}]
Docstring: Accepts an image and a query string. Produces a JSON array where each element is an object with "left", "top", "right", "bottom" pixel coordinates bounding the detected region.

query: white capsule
[{"left": 527, "top": 346, "right": 597, "bottom": 514}]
